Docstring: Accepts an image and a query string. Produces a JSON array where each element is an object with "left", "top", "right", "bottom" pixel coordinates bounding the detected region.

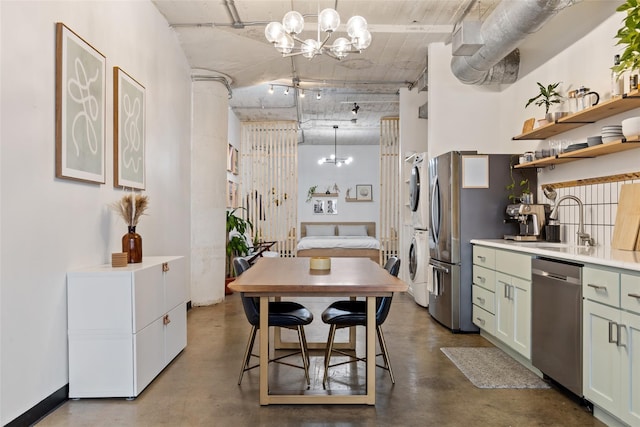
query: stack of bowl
[{"left": 601, "top": 125, "right": 624, "bottom": 143}]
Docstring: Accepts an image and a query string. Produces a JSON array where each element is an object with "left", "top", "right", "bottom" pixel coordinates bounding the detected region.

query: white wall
[
  {"left": 399, "top": 88, "right": 428, "bottom": 156},
  {"left": 0, "top": 1, "right": 192, "bottom": 423},
  {"left": 298, "top": 144, "right": 380, "bottom": 231}
]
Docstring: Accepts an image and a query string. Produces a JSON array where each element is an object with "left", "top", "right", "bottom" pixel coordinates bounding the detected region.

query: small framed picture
[
  {"left": 313, "top": 199, "right": 325, "bottom": 214},
  {"left": 232, "top": 147, "right": 239, "bottom": 175},
  {"left": 227, "top": 144, "right": 233, "bottom": 172},
  {"left": 356, "top": 184, "right": 373, "bottom": 201},
  {"left": 326, "top": 198, "right": 338, "bottom": 214}
]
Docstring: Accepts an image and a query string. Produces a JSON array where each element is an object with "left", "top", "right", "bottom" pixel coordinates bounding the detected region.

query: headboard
[{"left": 300, "top": 222, "right": 376, "bottom": 238}]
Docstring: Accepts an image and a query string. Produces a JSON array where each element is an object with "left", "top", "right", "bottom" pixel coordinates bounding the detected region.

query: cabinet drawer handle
[
  {"left": 628, "top": 293, "right": 640, "bottom": 299},
  {"left": 476, "top": 275, "right": 486, "bottom": 284},
  {"left": 587, "top": 283, "right": 607, "bottom": 291},
  {"left": 163, "top": 314, "right": 171, "bottom": 325},
  {"left": 475, "top": 317, "right": 486, "bottom": 325},
  {"left": 475, "top": 296, "right": 485, "bottom": 304},
  {"left": 476, "top": 255, "right": 486, "bottom": 262},
  {"left": 162, "top": 262, "right": 170, "bottom": 272}
]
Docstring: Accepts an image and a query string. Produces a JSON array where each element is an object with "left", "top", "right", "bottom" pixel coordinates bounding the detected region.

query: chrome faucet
[{"left": 549, "top": 195, "right": 595, "bottom": 246}]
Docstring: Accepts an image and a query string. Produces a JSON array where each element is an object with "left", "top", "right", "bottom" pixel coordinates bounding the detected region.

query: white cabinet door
[
  {"left": 133, "top": 266, "right": 164, "bottom": 333},
  {"left": 512, "top": 276, "right": 531, "bottom": 358},
  {"left": 495, "top": 272, "right": 513, "bottom": 345},
  {"left": 134, "top": 317, "right": 164, "bottom": 396},
  {"left": 622, "top": 310, "right": 640, "bottom": 426},
  {"left": 583, "top": 300, "right": 621, "bottom": 413},
  {"left": 165, "top": 257, "right": 187, "bottom": 312},
  {"left": 165, "top": 303, "right": 187, "bottom": 362}
]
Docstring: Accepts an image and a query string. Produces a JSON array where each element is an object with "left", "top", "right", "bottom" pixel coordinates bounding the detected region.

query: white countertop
[{"left": 471, "top": 239, "right": 640, "bottom": 272}]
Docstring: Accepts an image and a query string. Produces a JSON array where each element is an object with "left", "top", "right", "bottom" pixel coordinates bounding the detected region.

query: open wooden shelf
[
  {"left": 311, "top": 193, "right": 338, "bottom": 198},
  {"left": 512, "top": 90, "right": 640, "bottom": 141},
  {"left": 514, "top": 138, "right": 640, "bottom": 169},
  {"left": 345, "top": 197, "right": 372, "bottom": 203}
]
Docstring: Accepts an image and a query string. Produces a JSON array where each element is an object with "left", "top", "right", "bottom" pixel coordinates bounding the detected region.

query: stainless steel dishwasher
[{"left": 531, "top": 257, "right": 583, "bottom": 397}]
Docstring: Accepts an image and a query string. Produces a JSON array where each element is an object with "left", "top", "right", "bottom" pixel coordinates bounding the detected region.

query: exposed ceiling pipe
[{"left": 451, "top": 0, "right": 578, "bottom": 85}]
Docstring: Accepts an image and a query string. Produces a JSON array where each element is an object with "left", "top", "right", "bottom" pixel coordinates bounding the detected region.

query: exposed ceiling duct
[{"left": 451, "top": 0, "right": 578, "bottom": 85}]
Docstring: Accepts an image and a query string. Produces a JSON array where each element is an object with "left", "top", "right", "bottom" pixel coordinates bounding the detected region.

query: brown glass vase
[{"left": 122, "top": 226, "right": 142, "bottom": 263}]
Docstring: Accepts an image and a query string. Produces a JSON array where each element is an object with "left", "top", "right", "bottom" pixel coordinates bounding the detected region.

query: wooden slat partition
[
  {"left": 241, "top": 122, "right": 298, "bottom": 257},
  {"left": 379, "top": 118, "right": 400, "bottom": 265}
]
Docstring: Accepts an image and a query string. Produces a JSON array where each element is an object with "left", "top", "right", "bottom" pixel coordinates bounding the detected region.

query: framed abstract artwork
[
  {"left": 55, "top": 23, "right": 106, "bottom": 183},
  {"left": 356, "top": 184, "right": 373, "bottom": 201},
  {"left": 114, "top": 67, "right": 146, "bottom": 189},
  {"left": 227, "top": 144, "right": 233, "bottom": 172}
]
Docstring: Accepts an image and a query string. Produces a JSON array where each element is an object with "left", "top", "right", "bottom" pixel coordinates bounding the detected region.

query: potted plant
[
  {"left": 225, "top": 207, "right": 253, "bottom": 294},
  {"left": 525, "top": 82, "right": 562, "bottom": 124},
  {"left": 612, "top": 0, "right": 640, "bottom": 81}
]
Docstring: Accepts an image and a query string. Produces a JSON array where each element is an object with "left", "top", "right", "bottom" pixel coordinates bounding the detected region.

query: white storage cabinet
[
  {"left": 583, "top": 266, "right": 640, "bottom": 426},
  {"left": 472, "top": 245, "right": 532, "bottom": 359},
  {"left": 67, "top": 256, "right": 187, "bottom": 398}
]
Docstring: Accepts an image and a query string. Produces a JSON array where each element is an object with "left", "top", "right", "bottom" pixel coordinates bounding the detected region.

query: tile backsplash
[{"left": 536, "top": 179, "right": 638, "bottom": 247}]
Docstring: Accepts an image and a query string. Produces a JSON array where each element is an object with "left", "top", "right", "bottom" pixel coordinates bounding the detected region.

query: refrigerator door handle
[{"left": 430, "top": 175, "right": 439, "bottom": 244}]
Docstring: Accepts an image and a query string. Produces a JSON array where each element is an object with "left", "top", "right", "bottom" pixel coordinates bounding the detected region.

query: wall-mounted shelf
[
  {"left": 512, "top": 90, "right": 640, "bottom": 141},
  {"left": 345, "top": 197, "right": 373, "bottom": 203},
  {"left": 514, "top": 138, "right": 640, "bottom": 169},
  {"left": 311, "top": 192, "right": 338, "bottom": 198}
]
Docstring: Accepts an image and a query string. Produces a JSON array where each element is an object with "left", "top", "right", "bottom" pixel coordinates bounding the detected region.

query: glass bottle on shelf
[{"left": 612, "top": 55, "right": 624, "bottom": 97}]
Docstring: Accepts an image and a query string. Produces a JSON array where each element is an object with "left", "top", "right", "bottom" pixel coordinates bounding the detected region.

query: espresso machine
[{"left": 504, "top": 203, "right": 551, "bottom": 241}]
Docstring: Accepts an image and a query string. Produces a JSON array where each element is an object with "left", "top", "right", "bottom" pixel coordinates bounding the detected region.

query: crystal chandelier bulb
[
  {"left": 353, "top": 30, "right": 372, "bottom": 50},
  {"left": 319, "top": 8, "right": 340, "bottom": 33},
  {"left": 346, "top": 16, "right": 368, "bottom": 38},
  {"left": 331, "top": 37, "right": 351, "bottom": 59},
  {"left": 336, "top": 162, "right": 342, "bottom": 167},
  {"left": 282, "top": 11, "right": 304, "bottom": 35},
  {"left": 330, "top": 154, "right": 336, "bottom": 160},
  {"left": 301, "top": 39, "right": 320, "bottom": 59},
  {"left": 318, "top": 158, "right": 324, "bottom": 165},
  {"left": 265, "top": 22, "right": 285, "bottom": 43},
  {"left": 275, "top": 33, "right": 294, "bottom": 54},
  {"left": 345, "top": 157, "right": 353, "bottom": 165}
]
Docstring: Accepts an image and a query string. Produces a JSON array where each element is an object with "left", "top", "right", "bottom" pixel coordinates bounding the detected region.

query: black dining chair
[
  {"left": 233, "top": 258, "right": 314, "bottom": 385},
  {"left": 320, "top": 256, "right": 400, "bottom": 387}
]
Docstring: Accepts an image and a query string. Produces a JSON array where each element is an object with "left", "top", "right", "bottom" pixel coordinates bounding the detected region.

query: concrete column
[{"left": 190, "top": 80, "right": 228, "bottom": 305}]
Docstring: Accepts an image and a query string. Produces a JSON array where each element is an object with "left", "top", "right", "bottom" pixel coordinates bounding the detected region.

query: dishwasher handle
[{"left": 532, "top": 267, "right": 581, "bottom": 285}]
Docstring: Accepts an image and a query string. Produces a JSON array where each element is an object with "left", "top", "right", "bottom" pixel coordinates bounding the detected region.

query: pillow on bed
[
  {"left": 305, "top": 224, "right": 336, "bottom": 236},
  {"left": 337, "top": 225, "right": 369, "bottom": 236}
]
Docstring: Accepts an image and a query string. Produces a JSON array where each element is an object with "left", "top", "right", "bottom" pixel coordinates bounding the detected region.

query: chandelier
[
  {"left": 318, "top": 126, "right": 353, "bottom": 166},
  {"left": 264, "top": 7, "right": 371, "bottom": 60}
]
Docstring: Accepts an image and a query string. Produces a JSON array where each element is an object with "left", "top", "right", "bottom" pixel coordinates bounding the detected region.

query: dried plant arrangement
[{"left": 112, "top": 192, "right": 149, "bottom": 227}]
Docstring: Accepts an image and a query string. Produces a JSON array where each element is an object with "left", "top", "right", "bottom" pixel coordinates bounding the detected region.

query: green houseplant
[
  {"left": 612, "top": 0, "right": 640, "bottom": 76},
  {"left": 525, "top": 82, "right": 562, "bottom": 117},
  {"left": 226, "top": 208, "right": 253, "bottom": 293},
  {"left": 506, "top": 155, "right": 531, "bottom": 203}
]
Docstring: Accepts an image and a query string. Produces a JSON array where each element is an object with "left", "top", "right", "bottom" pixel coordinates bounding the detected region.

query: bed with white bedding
[{"left": 296, "top": 222, "right": 380, "bottom": 262}]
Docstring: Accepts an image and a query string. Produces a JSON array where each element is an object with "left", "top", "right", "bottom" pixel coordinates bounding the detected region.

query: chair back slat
[{"left": 377, "top": 257, "right": 400, "bottom": 323}]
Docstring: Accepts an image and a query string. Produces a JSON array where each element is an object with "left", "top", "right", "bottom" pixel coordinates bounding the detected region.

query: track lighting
[
  {"left": 299, "top": 89, "right": 305, "bottom": 98},
  {"left": 316, "top": 91, "right": 321, "bottom": 100},
  {"left": 268, "top": 85, "right": 274, "bottom": 94},
  {"left": 352, "top": 103, "right": 360, "bottom": 115},
  {"left": 284, "top": 87, "right": 290, "bottom": 95}
]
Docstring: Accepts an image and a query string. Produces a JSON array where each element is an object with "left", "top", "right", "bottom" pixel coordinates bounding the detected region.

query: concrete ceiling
[{"left": 151, "top": 0, "right": 618, "bottom": 145}]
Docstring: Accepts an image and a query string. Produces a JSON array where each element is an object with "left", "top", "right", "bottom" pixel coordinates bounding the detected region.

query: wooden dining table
[{"left": 228, "top": 256, "right": 407, "bottom": 405}]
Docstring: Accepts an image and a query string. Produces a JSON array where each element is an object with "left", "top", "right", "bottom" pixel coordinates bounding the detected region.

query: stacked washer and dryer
[{"left": 408, "top": 153, "right": 429, "bottom": 307}]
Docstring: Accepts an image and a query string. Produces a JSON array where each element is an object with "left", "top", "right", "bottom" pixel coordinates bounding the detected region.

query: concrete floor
[{"left": 38, "top": 292, "right": 604, "bottom": 426}]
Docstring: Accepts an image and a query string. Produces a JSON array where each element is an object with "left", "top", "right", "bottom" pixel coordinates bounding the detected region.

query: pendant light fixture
[
  {"left": 318, "top": 126, "right": 353, "bottom": 167},
  {"left": 264, "top": 5, "right": 371, "bottom": 60}
]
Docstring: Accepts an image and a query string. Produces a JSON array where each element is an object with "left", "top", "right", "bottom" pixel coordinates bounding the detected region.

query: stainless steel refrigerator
[{"left": 428, "top": 151, "right": 534, "bottom": 332}]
